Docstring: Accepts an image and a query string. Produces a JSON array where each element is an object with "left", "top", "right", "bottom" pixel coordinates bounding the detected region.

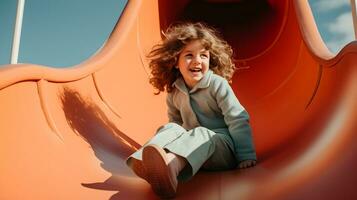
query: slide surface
[{"left": 0, "top": 0, "right": 356, "bottom": 199}]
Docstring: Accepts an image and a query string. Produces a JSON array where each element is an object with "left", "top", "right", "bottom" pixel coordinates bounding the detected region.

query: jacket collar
[{"left": 173, "top": 70, "right": 213, "bottom": 94}]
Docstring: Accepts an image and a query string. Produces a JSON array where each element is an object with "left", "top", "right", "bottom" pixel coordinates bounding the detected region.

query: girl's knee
[
  {"left": 157, "top": 122, "right": 185, "bottom": 132},
  {"left": 191, "top": 127, "right": 216, "bottom": 140},
  {"left": 192, "top": 126, "right": 212, "bottom": 134},
  {"left": 166, "top": 122, "right": 184, "bottom": 129}
]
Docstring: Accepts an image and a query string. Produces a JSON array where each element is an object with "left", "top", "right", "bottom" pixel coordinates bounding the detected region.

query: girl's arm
[
  {"left": 215, "top": 79, "right": 257, "bottom": 163},
  {"left": 166, "top": 92, "right": 183, "bottom": 125}
]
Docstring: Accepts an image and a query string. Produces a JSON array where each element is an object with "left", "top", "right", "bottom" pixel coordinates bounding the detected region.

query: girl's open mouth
[{"left": 189, "top": 68, "right": 202, "bottom": 72}]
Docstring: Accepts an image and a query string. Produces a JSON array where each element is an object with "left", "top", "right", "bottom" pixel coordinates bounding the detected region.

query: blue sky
[
  {"left": 0, "top": 0, "right": 127, "bottom": 67},
  {"left": 309, "top": 0, "right": 355, "bottom": 53},
  {"left": 0, "top": 0, "right": 355, "bottom": 68}
]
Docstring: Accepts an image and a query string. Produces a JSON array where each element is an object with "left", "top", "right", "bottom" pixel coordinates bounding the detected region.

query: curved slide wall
[{"left": 0, "top": 0, "right": 356, "bottom": 199}]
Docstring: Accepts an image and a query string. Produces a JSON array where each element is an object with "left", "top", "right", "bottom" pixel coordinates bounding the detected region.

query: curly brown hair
[{"left": 148, "top": 22, "right": 236, "bottom": 94}]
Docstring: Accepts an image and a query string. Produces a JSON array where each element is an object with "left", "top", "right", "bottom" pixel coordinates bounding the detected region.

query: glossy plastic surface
[{"left": 0, "top": 0, "right": 356, "bottom": 199}]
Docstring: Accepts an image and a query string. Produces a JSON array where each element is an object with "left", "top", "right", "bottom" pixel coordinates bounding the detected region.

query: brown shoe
[
  {"left": 142, "top": 144, "right": 178, "bottom": 199},
  {"left": 130, "top": 158, "right": 147, "bottom": 180}
]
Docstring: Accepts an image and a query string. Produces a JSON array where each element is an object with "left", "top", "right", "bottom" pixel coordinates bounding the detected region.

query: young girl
[{"left": 126, "top": 22, "right": 257, "bottom": 198}]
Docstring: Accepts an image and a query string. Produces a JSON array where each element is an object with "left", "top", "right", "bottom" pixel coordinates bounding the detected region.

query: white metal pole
[
  {"left": 351, "top": 0, "right": 357, "bottom": 39},
  {"left": 10, "top": 0, "right": 25, "bottom": 64}
]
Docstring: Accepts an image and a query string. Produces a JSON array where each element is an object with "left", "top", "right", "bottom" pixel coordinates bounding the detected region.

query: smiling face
[{"left": 177, "top": 40, "right": 210, "bottom": 89}]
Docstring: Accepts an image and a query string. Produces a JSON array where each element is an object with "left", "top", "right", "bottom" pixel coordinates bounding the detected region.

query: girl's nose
[{"left": 192, "top": 56, "right": 201, "bottom": 65}]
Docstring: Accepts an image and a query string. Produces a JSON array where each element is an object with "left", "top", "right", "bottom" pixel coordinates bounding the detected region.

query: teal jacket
[{"left": 166, "top": 70, "right": 257, "bottom": 162}]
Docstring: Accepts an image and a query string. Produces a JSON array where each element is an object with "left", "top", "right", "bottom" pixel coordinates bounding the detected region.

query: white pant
[{"left": 127, "top": 123, "right": 237, "bottom": 181}]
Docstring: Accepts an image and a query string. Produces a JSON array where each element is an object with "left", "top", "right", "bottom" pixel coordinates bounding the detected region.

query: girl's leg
[
  {"left": 201, "top": 134, "right": 237, "bottom": 171},
  {"left": 127, "top": 123, "right": 187, "bottom": 163},
  {"left": 126, "top": 123, "right": 187, "bottom": 182},
  {"left": 142, "top": 144, "right": 187, "bottom": 198},
  {"left": 163, "top": 127, "right": 236, "bottom": 181},
  {"left": 127, "top": 148, "right": 187, "bottom": 183},
  {"left": 166, "top": 152, "right": 187, "bottom": 175},
  {"left": 127, "top": 124, "right": 234, "bottom": 197}
]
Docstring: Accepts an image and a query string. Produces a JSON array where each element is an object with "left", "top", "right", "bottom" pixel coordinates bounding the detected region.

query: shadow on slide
[{"left": 0, "top": 0, "right": 356, "bottom": 199}]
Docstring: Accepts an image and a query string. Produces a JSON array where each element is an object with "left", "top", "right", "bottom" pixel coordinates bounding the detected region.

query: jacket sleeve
[
  {"left": 215, "top": 79, "right": 257, "bottom": 162},
  {"left": 166, "top": 92, "right": 183, "bottom": 125}
]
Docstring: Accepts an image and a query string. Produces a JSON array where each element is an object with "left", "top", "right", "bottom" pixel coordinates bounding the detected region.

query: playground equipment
[{"left": 0, "top": 0, "right": 356, "bottom": 199}]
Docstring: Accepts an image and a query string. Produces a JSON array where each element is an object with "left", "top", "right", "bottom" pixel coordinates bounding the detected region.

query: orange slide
[{"left": 0, "top": 0, "right": 356, "bottom": 199}]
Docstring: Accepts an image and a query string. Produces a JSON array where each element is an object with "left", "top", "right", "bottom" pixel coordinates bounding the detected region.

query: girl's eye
[
  {"left": 185, "top": 54, "right": 193, "bottom": 58},
  {"left": 200, "top": 54, "right": 209, "bottom": 58}
]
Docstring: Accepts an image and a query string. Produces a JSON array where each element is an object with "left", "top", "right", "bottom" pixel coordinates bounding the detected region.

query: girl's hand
[{"left": 238, "top": 160, "right": 256, "bottom": 169}]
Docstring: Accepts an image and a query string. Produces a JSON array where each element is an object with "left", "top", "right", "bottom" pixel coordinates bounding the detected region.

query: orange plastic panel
[{"left": 0, "top": 0, "right": 356, "bottom": 199}]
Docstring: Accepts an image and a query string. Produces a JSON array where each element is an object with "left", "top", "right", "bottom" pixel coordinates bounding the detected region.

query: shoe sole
[
  {"left": 130, "top": 158, "right": 147, "bottom": 180},
  {"left": 143, "top": 144, "right": 177, "bottom": 198}
]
